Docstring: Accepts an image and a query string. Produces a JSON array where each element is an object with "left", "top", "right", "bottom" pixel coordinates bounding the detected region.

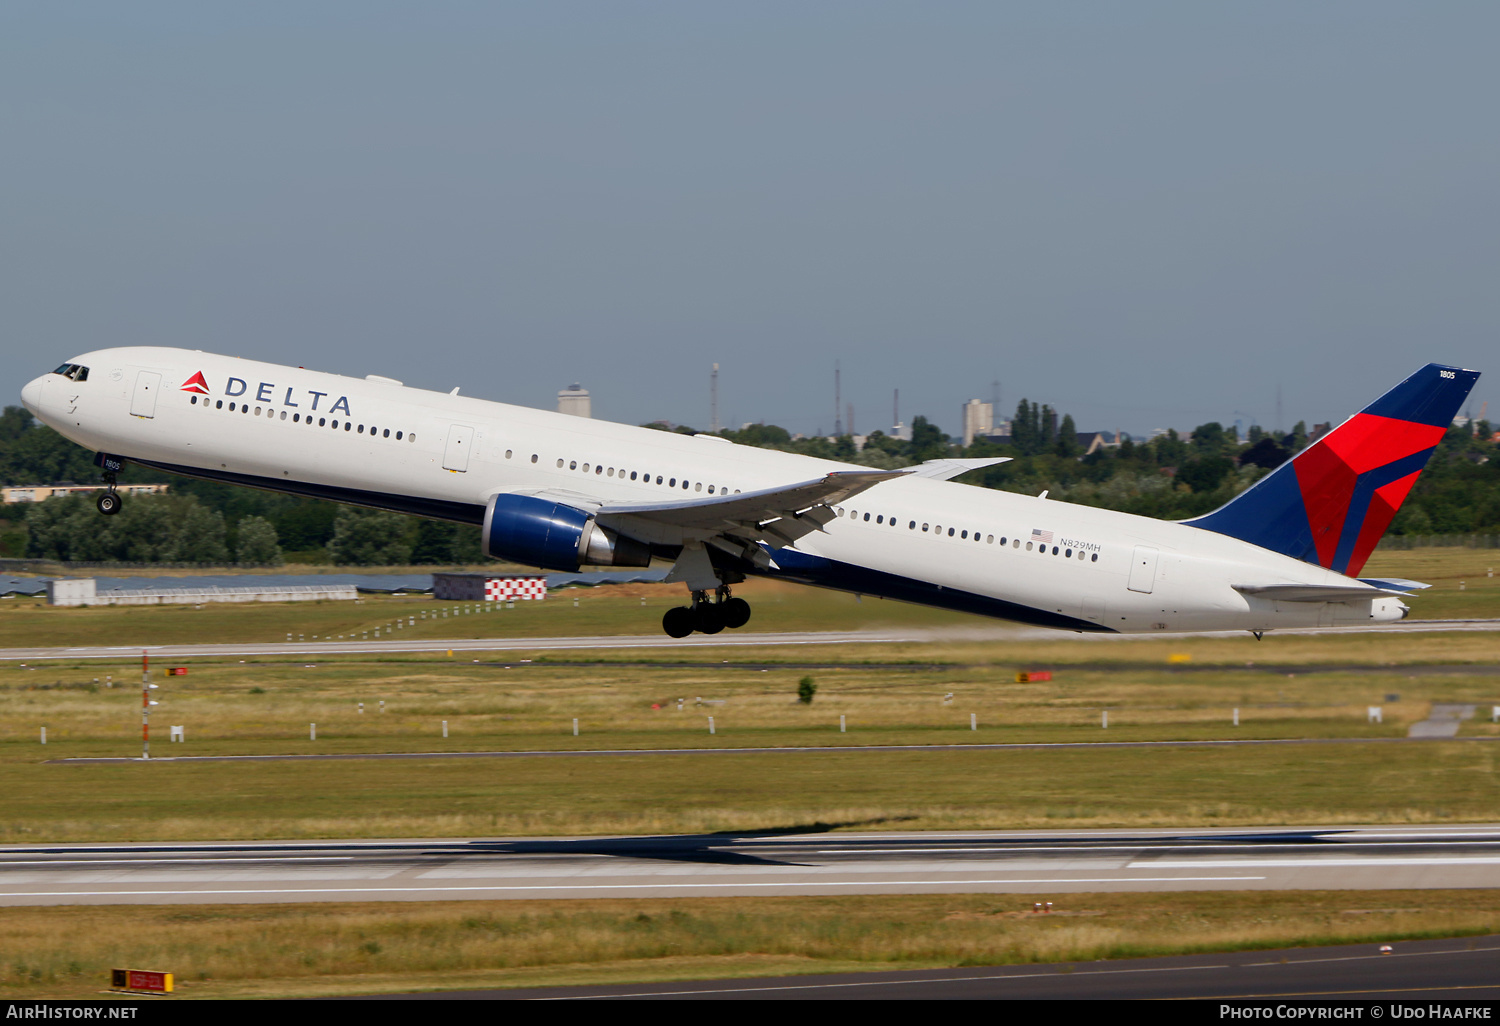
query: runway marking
[
  {"left": 815, "top": 841, "right": 1500, "bottom": 854},
  {"left": 1241, "top": 944, "right": 1500, "bottom": 967},
  {"left": 0, "top": 856, "right": 359, "bottom": 866},
  {"left": 1149, "top": 857, "right": 1500, "bottom": 868},
  {"left": 5, "top": 619, "right": 1498, "bottom": 663},
  {"left": 0, "top": 875, "right": 1265, "bottom": 898},
  {"left": 534, "top": 962, "right": 1234, "bottom": 999}
]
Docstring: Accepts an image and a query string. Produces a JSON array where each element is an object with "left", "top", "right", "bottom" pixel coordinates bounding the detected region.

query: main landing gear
[
  {"left": 662, "top": 587, "right": 752, "bottom": 638},
  {"left": 96, "top": 470, "right": 122, "bottom": 516}
]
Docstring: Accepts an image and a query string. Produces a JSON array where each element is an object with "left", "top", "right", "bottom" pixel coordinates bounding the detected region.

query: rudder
[{"left": 1184, "top": 363, "right": 1480, "bottom": 576}]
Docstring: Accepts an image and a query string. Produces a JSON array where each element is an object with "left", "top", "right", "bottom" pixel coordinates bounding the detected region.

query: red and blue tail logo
[{"left": 1185, "top": 364, "right": 1479, "bottom": 576}]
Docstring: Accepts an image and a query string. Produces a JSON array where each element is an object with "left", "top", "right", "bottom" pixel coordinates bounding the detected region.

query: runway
[
  {"left": 406, "top": 935, "right": 1500, "bottom": 1000},
  {"left": 3, "top": 825, "right": 1498, "bottom": 906},
  {"left": 0, "top": 618, "right": 1497, "bottom": 662}
]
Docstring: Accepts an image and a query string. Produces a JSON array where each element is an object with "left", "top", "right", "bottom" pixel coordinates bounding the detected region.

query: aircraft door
[
  {"left": 442, "top": 424, "right": 474, "bottom": 472},
  {"left": 129, "top": 371, "right": 161, "bottom": 418},
  {"left": 1127, "top": 545, "right": 1158, "bottom": 594}
]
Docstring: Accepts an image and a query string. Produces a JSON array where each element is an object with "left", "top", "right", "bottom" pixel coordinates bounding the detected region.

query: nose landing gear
[{"left": 660, "top": 586, "right": 753, "bottom": 638}]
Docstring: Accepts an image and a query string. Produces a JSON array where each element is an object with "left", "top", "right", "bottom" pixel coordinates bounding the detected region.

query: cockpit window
[{"left": 52, "top": 364, "right": 89, "bottom": 382}]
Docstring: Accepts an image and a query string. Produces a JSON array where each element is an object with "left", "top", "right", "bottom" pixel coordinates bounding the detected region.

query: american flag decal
[{"left": 1031, "top": 528, "right": 1053, "bottom": 544}]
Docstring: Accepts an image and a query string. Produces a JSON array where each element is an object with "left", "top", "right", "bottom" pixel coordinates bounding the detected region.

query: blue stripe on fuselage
[{"left": 756, "top": 546, "right": 1116, "bottom": 633}]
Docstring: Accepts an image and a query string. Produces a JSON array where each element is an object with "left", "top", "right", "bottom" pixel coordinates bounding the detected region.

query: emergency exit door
[{"left": 443, "top": 424, "right": 474, "bottom": 472}]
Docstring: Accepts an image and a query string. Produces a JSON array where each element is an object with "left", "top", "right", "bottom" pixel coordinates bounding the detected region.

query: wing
[
  {"left": 905, "top": 457, "right": 1010, "bottom": 480},
  {"left": 597, "top": 470, "right": 908, "bottom": 554}
]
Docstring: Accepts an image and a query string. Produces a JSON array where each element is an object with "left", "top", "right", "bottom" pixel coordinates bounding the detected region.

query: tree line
[{"left": 3, "top": 398, "right": 1496, "bottom": 565}]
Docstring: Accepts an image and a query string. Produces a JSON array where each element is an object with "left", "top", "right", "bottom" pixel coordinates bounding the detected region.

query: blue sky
[{"left": 3, "top": 2, "right": 1496, "bottom": 437}]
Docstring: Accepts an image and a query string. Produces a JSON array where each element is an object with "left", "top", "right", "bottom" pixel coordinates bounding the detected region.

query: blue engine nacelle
[{"left": 482, "top": 493, "right": 652, "bottom": 572}]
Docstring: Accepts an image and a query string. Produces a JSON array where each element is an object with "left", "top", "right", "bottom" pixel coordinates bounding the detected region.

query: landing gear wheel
[
  {"left": 694, "top": 603, "right": 726, "bottom": 635},
  {"left": 721, "top": 597, "right": 751, "bottom": 629},
  {"left": 662, "top": 606, "right": 695, "bottom": 638},
  {"left": 96, "top": 491, "right": 122, "bottom": 516}
]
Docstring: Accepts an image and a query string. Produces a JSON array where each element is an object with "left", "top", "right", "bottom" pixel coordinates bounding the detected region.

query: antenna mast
[
  {"left": 834, "top": 361, "right": 842, "bottom": 436},
  {"left": 710, "top": 363, "right": 719, "bottom": 433}
]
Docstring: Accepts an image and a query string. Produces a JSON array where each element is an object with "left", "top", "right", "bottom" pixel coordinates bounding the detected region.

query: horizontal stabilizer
[
  {"left": 1233, "top": 582, "right": 1404, "bottom": 603},
  {"left": 905, "top": 457, "right": 1011, "bottom": 481},
  {"left": 1357, "top": 577, "right": 1430, "bottom": 593}
]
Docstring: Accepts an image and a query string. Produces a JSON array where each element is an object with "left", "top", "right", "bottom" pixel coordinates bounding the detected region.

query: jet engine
[{"left": 482, "top": 493, "right": 651, "bottom": 572}]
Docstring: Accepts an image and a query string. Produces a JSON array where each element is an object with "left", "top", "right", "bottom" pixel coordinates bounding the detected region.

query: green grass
[
  {"left": 0, "top": 547, "right": 1495, "bottom": 649},
  {"left": 0, "top": 578, "right": 978, "bottom": 647},
  {"left": 6, "top": 735, "right": 1499, "bottom": 842},
  {"left": 0, "top": 547, "right": 1496, "bottom": 843},
  {"left": 6, "top": 891, "right": 1500, "bottom": 998}
]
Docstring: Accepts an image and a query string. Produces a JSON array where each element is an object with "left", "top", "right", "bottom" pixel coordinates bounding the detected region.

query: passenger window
[
  {"left": 909, "top": 521, "right": 916, "bottom": 529},
  {"left": 528, "top": 453, "right": 535, "bottom": 462},
  {"left": 386, "top": 429, "right": 392, "bottom": 438},
  {"left": 669, "top": 478, "right": 676, "bottom": 487},
  {"left": 694, "top": 482, "right": 701, "bottom": 491},
  {"left": 358, "top": 424, "right": 364, "bottom": 433},
  {"left": 862, "top": 512, "right": 870, "bottom": 522},
  {"left": 256, "top": 407, "right": 263, "bottom": 416},
  {"left": 410, "top": 434, "right": 416, "bottom": 442},
  {"left": 707, "top": 484, "right": 714, "bottom": 493},
  {"left": 1052, "top": 546, "right": 1058, "bottom": 555},
  {"left": 319, "top": 418, "right": 326, "bottom": 426},
  {"left": 947, "top": 527, "right": 954, "bottom": 537},
  {"left": 243, "top": 406, "right": 249, "bottom": 414},
  {"left": 597, "top": 465, "right": 604, "bottom": 475},
  {"left": 293, "top": 413, "right": 300, "bottom": 422},
  {"left": 1013, "top": 539, "right": 1020, "bottom": 548},
  {"left": 987, "top": 535, "right": 994, "bottom": 544},
  {"left": 557, "top": 459, "right": 564, "bottom": 468},
  {"left": 582, "top": 463, "right": 589, "bottom": 472},
  {"left": 1091, "top": 553, "right": 1098, "bottom": 562},
  {"left": 216, "top": 400, "right": 223, "bottom": 409},
  {"left": 190, "top": 395, "right": 197, "bottom": 405},
  {"left": 1026, "top": 542, "right": 1033, "bottom": 551},
  {"left": 229, "top": 403, "right": 236, "bottom": 412},
  {"left": 280, "top": 411, "right": 287, "bottom": 420},
  {"left": 1065, "top": 549, "right": 1072, "bottom": 558},
  {"left": 607, "top": 467, "right": 614, "bottom": 476},
  {"left": 570, "top": 461, "right": 578, "bottom": 470},
  {"left": 630, "top": 471, "right": 637, "bottom": 480},
  {"left": 345, "top": 422, "right": 352, "bottom": 431},
  {"left": 961, "top": 530, "right": 967, "bottom": 539},
  {"left": 505, "top": 449, "right": 511, "bottom": 458},
  {"left": 877, "top": 515, "right": 884, "bottom": 524},
  {"left": 922, "top": 523, "right": 929, "bottom": 532}
]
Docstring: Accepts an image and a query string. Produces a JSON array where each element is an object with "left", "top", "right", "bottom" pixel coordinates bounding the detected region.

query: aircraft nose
[{"left": 20, "top": 375, "right": 45, "bottom": 415}]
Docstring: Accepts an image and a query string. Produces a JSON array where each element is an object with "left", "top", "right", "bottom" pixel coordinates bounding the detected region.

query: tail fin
[{"left": 1185, "top": 363, "right": 1479, "bottom": 576}]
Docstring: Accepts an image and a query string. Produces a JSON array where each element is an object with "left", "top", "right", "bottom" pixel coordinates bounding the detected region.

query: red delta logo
[{"left": 180, "top": 371, "right": 210, "bottom": 395}]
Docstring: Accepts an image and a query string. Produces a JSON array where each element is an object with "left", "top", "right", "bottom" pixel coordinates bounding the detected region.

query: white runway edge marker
[{"left": 309, "top": 723, "right": 315, "bottom": 741}]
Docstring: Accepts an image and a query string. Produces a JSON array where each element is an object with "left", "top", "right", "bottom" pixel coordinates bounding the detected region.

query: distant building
[
  {"left": 961, "top": 399, "right": 994, "bottom": 447},
  {"left": 890, "top": 421, "right": 912, "bottom": 442},
  {"left": 3, "top": 483, "right": 168, "bottom": 504},
  {"left": 557, "top": 384, "right": 591, "bottom": 418}
]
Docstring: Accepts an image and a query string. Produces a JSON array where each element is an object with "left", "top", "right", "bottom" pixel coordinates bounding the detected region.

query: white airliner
[{"left": 20, "top": 350, "right": 1478, "bottom": 637}]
